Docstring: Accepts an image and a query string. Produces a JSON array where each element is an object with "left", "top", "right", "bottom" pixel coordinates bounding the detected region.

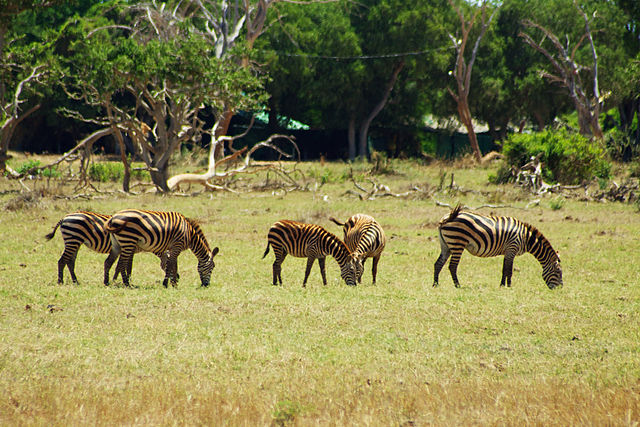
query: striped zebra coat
[
  {"left": 329, "top": 214, "right": 386, "bottom": 284},
  {"left": 434, "top": 205, "right": 563, "bottom": 289},
  {"left": 45, "top": 212, "right": 173, "bottom": 285},
  {"left": 105, "top": 209, "right": 219, "bottom": 288},
  {"left": 262, "top": 220, "right": 359, "bottom": 287}
]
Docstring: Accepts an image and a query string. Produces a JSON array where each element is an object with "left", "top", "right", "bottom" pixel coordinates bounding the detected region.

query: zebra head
[
  {"left": 543, "top": 258, "right": 563, "bottom": 289},
  {"left": 198, "top": 247, "right": 219, "bottom": 287},
  {"left": 340, "top": 254, "right": 359, "bottom": 286},
  {"left": 352, "top": 251, "right": 365, "bottom": 283}
]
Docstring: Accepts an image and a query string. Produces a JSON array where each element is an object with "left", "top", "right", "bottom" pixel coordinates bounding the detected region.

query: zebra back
[
  {"left": 331, "top": 214, "right": 386, "bottom": 258},
  {"left": 46, "top": 211, "right": 113, "bottom": 254},
  {"left": 266, "top": 220, "right": 351, "bottom": 261}
]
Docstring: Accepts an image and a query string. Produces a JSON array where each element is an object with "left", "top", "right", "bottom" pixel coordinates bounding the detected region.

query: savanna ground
[{"left": 1, "top": 151, "right": 639, "bottom": 425}]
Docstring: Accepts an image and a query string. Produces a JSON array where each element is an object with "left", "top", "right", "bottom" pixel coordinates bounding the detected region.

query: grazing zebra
[
  {"left": 45, "top": 211, "right": 172, "bottom": 285},
  {"left": 262, "top": 220, "right": 359, "bottom": 287},
  {"left": 433, "top": 205, "right": 563, "bottom": 289},
  {"left": 329, "top": 214, "right": 386, "bottom": 284},
  {"left": 105, "top": 209, "right": 219, "bottom": 288}
]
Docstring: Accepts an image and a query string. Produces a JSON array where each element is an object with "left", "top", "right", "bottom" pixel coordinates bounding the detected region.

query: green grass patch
[{"left": 0, "top": 158, "right": 639, "bottom": 424}]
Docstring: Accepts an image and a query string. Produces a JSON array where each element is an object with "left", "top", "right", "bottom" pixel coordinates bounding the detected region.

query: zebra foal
[
  {"left": 329, "top": 214, "right": 386, "bottom": 284},
  {"left": 262, "top": 220, "right": 359, "bottom": 287},
  {"left": 106, "top": 209, "right": 219, "bottom": 288},
  {"left": 434, "top": 205, "right": 563, "bottom": 289}
]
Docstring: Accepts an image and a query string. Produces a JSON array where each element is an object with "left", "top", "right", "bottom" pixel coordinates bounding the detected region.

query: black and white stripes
[
  {"left": 262, "top": 220, "right": 359, "bottom": 287},
  {"left": 434, "top": 205, "right": 563, "bottom": 289},
  {"left": 105, "top": 209, "right": 219, "bottom": 287},
  {"left": 330, "top": 214, "right": 386, "bottom": 284}
]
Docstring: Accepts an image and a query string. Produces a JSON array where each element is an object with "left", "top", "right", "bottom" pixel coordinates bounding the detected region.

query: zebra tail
[
  {"left": 44, "top": 219, "right": 63, "bottom": 240},
  {"left": 329, "top": 217, "right": 344, "bottom": 226},
  {"left": 438, "top": 204, "right": 463, "bottom": 227},
  {"left": 105, "top": 218, "right": 128, "bottom": 234},
  {"left": 262, "top": 242, "right": 270, "bottom": 258}
]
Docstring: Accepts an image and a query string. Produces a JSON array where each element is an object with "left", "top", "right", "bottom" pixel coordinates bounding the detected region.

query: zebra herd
[{"left": 45, "top": 206, "right": 563, "bottom": 289}]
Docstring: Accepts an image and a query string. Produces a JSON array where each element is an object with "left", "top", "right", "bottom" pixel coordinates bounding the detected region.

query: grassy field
[{"left": 1, "top": 154, "right": 639, "bottom": 425}]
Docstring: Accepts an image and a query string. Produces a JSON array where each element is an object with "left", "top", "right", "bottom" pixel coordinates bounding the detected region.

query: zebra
[
  {"left": 329, "top": 214, "right": 386, "bottom": 284},
  {"left": 433, "top": 205, "right": 563, "bottom": 289},
  {"left": 105, "top": 209, "right": 219, "bottom": 288},
  {"left": 45, "top": 211, "right": 173, "bottom": 285},
  {"left": 262, "top": 220, "right": 359, "bottom": 287}
]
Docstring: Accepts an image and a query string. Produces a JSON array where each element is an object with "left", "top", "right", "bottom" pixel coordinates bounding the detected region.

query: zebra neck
[
  {"left": 528, "top": 234, "right": 557, "bottom": 268},
  {"left": 326, "top": 233, "right": 350, "bottom": 265},
  {"left": 189, "top": 231, "right": 211, "bottom": 260}
]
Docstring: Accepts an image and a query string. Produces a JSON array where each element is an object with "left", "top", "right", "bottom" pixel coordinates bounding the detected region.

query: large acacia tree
[{"left": 60, "top": 2, "right": 266, "bottom": 192}]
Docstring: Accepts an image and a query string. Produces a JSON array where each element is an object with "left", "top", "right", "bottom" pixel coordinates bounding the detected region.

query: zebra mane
[
  {"left": 526, "top": 223, "right": 559, "bottom": 260},
  {"left": 185, "top": 217, "right": 211, "bottom": 251}
]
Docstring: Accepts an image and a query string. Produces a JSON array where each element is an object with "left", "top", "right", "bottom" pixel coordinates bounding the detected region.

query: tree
[
  {"left": 60, "top": 2, "right": 266, "bottom": 192},
  {"left": 446, "top": 0, "right": 497, "bottom": 162},
  {"left": 519, "top": 2, "right": 606, "bottom": 138},
  {"left": 261, "top": 0, "right": 447, "bottom": 160},
  {"left": 0, "top": 0, "right": 62, "bottom": 174}
]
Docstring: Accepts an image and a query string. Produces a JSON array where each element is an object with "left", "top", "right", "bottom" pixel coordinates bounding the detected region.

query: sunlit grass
[{"left": 0, "top": 156, "right": 639, "bottom": 424}]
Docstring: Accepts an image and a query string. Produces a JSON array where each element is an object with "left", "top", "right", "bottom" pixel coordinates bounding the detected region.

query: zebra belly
[{"left": 465, "top": 241, "right": 504, "bottom": 258}]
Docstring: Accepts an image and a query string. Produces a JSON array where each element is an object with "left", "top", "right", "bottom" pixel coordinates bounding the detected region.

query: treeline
[{"left": 1, "top": 0, "right": 640, "bottom": 171}]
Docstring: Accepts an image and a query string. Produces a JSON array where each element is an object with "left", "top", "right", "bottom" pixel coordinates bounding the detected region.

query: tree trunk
[
  {"left": 457, "top": 100, "right": 482, "bottom": 162},
  {"left": 357, "top": 60, "right": 404, "bottom": 160},
  {"left": 150, "top": 165, "right": 170, "bottom": 192},
  {"left": 348, "top": 115, "right": 356, "bottom": 161}
]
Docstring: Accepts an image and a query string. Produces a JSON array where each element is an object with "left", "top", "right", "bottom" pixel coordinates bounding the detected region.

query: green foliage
[
  {"left": 272, "top": 400, "right": 305, "bottom": 426},
  {"left": 13, "top": 159, "right": 60, "bottom": 178},
  {"left": 88, "top": 162, "right": 149, "bottom": 182},
  {"left": 500, "top": 130, "right": 611, "bottom": 184}
]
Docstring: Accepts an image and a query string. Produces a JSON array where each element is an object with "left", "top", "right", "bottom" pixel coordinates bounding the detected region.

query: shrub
[
  {"left": 89, "top": 162, "right": 150, "bottom": 182},
  {"left": 13, "top": 160, "right": 61, "bottom": 178},
  {"left": 500, "top": 130, "right": 611, "bottom": 185}
]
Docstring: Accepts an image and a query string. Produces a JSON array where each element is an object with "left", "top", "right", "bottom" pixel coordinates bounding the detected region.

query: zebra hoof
[{"left": 432, "top": 282, "right": 439, "bottom": 287}]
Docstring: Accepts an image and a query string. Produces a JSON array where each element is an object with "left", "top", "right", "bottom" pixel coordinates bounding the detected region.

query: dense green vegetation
[{"left": 2, "top": 0, "right": 640, "bottom": 168}]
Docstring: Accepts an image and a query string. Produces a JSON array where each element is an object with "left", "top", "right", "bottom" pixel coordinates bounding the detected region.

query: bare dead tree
[
  {"left": 447, "top": 0, "right": 497, "bottom": 163},
  {"left": 166, "top": 118, "right": 300, "bottom": 191},
  {"left": 519, "top": 2, "right": 605, "bottom": 139}
]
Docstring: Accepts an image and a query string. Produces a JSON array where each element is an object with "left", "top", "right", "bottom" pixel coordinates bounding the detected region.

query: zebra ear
[{"left": 211, "top": 247, "right": 219, "bottom": 257}]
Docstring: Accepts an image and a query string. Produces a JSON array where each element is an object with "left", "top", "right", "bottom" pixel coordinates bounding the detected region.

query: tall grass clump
[{"left": 493, "top": 130, "right": 611, "bottom": 185}]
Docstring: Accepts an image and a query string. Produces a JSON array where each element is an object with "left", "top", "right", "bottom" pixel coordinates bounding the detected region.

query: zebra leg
[
  {"left": 103, "top": 249, "right": 119, "bottom": 286},
  {"left": 433, "top": 250, "right": 451, "bottom": 287},
  {"left": 371, "top": 255, "right": 381, "bottom": 285},
  {"left": 272, "top": 250, "right": 285, "bottom": 286},
  {"left": 115, "top": 248, "right": 135, "bottom": 287},
  {"left": 68, "top": 254, "right": 79, "bottom": 285},
  {"left": 58, "top": 243, "right": 80, "bottom": 285},
  {"left": 359, "top": 258, "right": 366, "bottom": 284},
  {"left": 501, "top": 254, "right": 515, "bottom": 287},
  {"left": 165, "top": 251, "right": 180, "bottom": 288},
  {"left": 57, "top": 255, "right": 66, "bottom": 284},
  {"left": 448, "top": 249, "right": 464, "bottom": 288},
  {"left": 318, "top": 257, "right": 327, "bottom": 286},
  {"left": 303, "top": 257, "right": 315, "bottom": 288}
]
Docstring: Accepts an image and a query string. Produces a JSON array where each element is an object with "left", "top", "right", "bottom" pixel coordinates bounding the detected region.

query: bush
[
  {"left": 500, "top": 130, "right": 611, "bottom": 185},
  {"left": 13, "top": 160, "right": 61, "bottom": 178},
  {"left": 89, "top": 162, "right": 150, "bottom": 182}
]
